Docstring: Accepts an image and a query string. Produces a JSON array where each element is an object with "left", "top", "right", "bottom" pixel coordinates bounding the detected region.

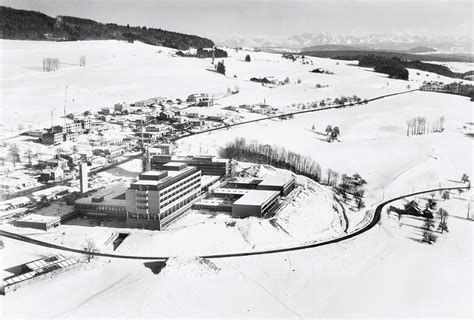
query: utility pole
[
  {"left": 50, "top": 107, "right": 55, "bottom": 129},
  {"left": 64, "top": 85, "right": 68, "bottom": 117},
  {"left": 468, "top": 196, "right": 471, "bottom": 220}
]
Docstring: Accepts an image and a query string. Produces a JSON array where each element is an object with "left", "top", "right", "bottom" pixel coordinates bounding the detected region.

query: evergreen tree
[{"left": 217, "top": 60, "right": 226, "bottom": 75}]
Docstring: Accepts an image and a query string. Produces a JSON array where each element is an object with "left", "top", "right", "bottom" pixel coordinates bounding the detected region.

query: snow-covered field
[
  {"left": 1, "top": 191, "right": 471, "bottom": 318},
  {"left": 178, "top": 90, "right": 473, "bottom": 205},
  {"left": 2, "top": 39, "right": 469, "bottom": 138},
  {"left": 1, "top": 39, "right": 473, "bottom": 318}
]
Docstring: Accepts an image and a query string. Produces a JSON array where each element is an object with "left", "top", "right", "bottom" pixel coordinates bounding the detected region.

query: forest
[{"left": 0, "top": 6, "right": 214, "bottom": 50}]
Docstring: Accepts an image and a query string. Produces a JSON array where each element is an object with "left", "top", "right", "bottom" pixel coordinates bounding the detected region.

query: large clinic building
[{"left": 125, "top": 162, "right": 201, "bottom": 230}]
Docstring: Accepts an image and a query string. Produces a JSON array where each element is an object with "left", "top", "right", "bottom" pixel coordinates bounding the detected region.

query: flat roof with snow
[
  {"left": 259, "top": 175, "right": 292, "bottom": 187},
  {"left": 233, "top": 190, "right": 279, "bottom": 206}
]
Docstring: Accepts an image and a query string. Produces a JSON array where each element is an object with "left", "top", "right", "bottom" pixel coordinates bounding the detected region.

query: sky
[{"left": 1, "top": 0, "right": 472, "bottom": 40}]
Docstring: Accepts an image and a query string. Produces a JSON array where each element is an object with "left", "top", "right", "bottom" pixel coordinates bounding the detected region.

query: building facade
[
  {"left": 150, "top": 155, "right": 231, "bottom": 177},
  {"left": 125, "top": 163, "right": 201, "bottom": 230}
]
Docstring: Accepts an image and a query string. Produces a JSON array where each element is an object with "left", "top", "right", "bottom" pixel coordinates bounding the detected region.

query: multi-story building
[
  {"left": 64, "top": 132, "right": 78, "bottom": 142},
  {"left": 125, "top": 163, "right": 201, "bottom": 230},
  {"left": 150, "top": 155, "right": 231, "bottom": 177},
  {"left": 74, "top": 117, "right": 91, "bottom": 130},
  {"left": 42, "top": 130, "right": 64, "bottom": 145},
  {"left": 64, "top": 121, "right": 82, "bottom": 133}
]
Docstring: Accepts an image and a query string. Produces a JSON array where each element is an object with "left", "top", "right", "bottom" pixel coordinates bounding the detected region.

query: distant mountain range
[
  {"left": 0, "top": 6, "right": 214, "bottom": 50},
  {"left": 217, "top": 32, "right": 472, "bottom": 54}
]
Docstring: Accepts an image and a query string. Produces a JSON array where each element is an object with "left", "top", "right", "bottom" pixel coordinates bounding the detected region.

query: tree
[
  {"left": 422, "top": 230, "right": 437, "bottom": 244},
  {"left": 331, "top": 126, "right": 340, "bottom": 141},
  {"left": 441, "top": 190, "right": 450, "bottom": 201},
  {"left": 216, "top": 60, "right": 226, "bottom": 75},
  {"left": 245, "top": 54, "right": 251, "bottom": 62},
  {"left": 356, "top": 197, "right": 365, "bottom": 209},
  {"left": 426, "top": 198, "right": 437, "bottom": 210},
  {"left": 79, "top": 55, "right": 87, "bottom": 67},
  {"left": 24, "top": 148, "right": 36, "bottom": 166},
  {"left": 84, "top": 240, "right": 97, "bottom": 262},
  {"left": 8, "top": 144, "right": 20, "bottom": 167},
  {"left": 461, "top": 173, "right": 470, "bottom": 184},
  {"left": 325, "top": 125, "right": 333, "bottom": 136},
  {"left": 284, "top": 77, "right": 290, "bottom": 84},
  {"left": 311, "top": 124, "right": 315, "bottom": 131},
  {"left": 422, "top": 216, "right": 437, "bottom": 244},
  {"left": 437, "top": 208, "right": 449, "bottom": 233}
]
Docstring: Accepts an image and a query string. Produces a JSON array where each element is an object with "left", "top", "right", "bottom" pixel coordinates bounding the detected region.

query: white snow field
[
  {"left": 1, "top": 192, "right": 472, "bottom": 318},
  {"left": 0, "top": 39, "right": 473, "bottom": 318},
  {"left": 2, "top": 39, "right": 469, "bottom": 138}
]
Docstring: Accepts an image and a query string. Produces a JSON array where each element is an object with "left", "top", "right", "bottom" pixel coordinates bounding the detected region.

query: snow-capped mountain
[{"left": 216, "top": 33, "right": 472, "bottom": 53}]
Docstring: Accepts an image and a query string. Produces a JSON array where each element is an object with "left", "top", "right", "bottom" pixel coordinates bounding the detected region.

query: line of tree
[
  {"left": 42, "top": 57, "right": 60, "bottom": 72},
  {"left": 301, "top": 51, "right": 472, "bottom": 79},
  {"left": 177, "top": 47, "right": 228, "bottom": 59},
  {"left": 0, "top": 6, "right": 214, "bottom": 50},
  {"left": 219, "top": 138, "right": 367, "bottom": 201},
  {"left": 406, "top": 116, "right": 444, "bottom": 136},
  {"left": 420, "top": 81, "right": 474, "bottom": 100},
  {"left": 333, "top": 95, "right": 365, "bottom": 106}
]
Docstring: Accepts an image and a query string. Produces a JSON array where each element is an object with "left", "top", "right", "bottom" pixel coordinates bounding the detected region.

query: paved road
[
  {"left": 0, "top": 185, "right": 468, "bottom": 261},
  {"left": 173, "top": 89, "right": 419, "bottom": 142}
]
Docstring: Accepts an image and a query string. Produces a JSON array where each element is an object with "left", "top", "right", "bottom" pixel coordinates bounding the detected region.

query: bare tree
[
  {"left": 79, "top": 55, "right": 87, "bottom": 67},
  {"left": 422, "top": 217, "right": 437, "bottom": 244},
  {"left": 8, "top": 144, "right": 20, "bottom": 167},
  {"left": 441, "top": 191, "right": 450, "bottom": 201},
  {"left": 24, "top": 148, "right": 37, "bottom": 166},
  {"left": 437, "top": 208, "right": 449, "bottom": 233},
  {"left": 84, "top": 240, "right": 98, "bottom": 262},
  {"left": 43, "top": 57, "right": 61, "bottom": 72}
]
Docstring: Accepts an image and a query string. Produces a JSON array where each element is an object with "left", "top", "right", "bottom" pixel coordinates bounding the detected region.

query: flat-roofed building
[
  {"left": 150, "top": 154, "right": 231, "bottom": 177},
  {"left": 126, "top": 163, "right": 201, "bottom": 230},
  {"left": 75, "top": 186, "right": 127, "bottom": 219},
  {"left": 15, "top": 203, "right": 76, "bottom": 230},
  {"left": 232, "top": 190, "right": 280, "bottom": 218},
  {"left": 256, "top": 175, "right": 295, "bottom": 196}
]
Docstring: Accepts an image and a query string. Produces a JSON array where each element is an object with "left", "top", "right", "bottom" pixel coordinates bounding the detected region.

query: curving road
[{"left": 0, "top": 185, "right": 468, "bottom": 261}]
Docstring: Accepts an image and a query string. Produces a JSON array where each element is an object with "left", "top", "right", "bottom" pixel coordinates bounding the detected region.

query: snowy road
[{"left": 0, "top": 185, "right": 468, "bottom": 260}]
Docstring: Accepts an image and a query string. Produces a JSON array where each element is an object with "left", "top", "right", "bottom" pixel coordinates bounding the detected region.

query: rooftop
[
  {"left": 233, "top": 190, "right": 279, "bottom": 206},
  {"left": 131, "top": 166, "right": 199, "bottom": 191},
  {"left": 16, "top": 203, "right": 74, "bottom": 223},
  {"left": 259, "top": 175, "right": 293, "bottom": 187},
  {"left": 213, "top": 188, "right": 251, "bottom": 195},
  {"left": 75, "top": 186, "right": 127, "bottom": 206}
]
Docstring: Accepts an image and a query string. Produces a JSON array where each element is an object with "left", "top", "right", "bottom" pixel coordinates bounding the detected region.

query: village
[{"left": 0, "top": 0, "right": 473, "bottom": 315}]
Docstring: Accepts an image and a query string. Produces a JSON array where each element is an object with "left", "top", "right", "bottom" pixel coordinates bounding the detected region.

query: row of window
[
  {"left": 160, "top": 179, "right": 201, "bottom": 202},
  {"left": 160, "top": 192, "right": 199, "bottom": 219},
  {"left": 159, "top": 172, "right": 200, "bottom": 195}
]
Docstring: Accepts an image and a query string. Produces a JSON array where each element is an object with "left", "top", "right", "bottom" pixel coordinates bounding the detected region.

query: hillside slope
[{"left": 0, "top": 6, "right": 214, "bottom": 49}]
